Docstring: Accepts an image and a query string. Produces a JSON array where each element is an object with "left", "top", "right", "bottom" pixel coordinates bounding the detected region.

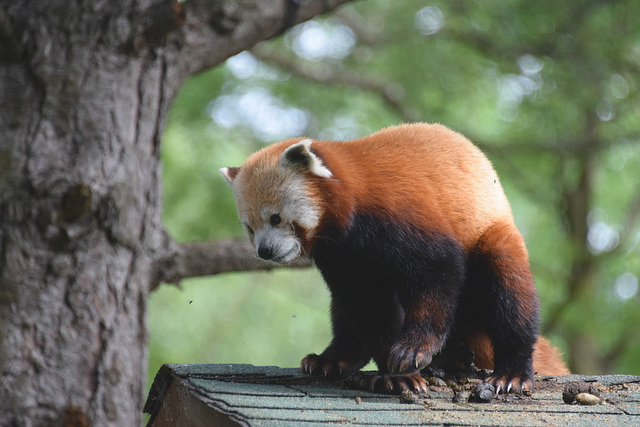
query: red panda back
[{"left": 312, "top": 123, "right": 514, "bottom": 250}]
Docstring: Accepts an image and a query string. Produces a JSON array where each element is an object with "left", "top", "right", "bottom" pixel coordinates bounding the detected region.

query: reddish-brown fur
[
  {"left": 466, "top": 332, "right": 569, "bottom": 375},
  {"left": 309, "top": 124, "right": 512, "bottom": 249},
  {"left": 474, "top": 221, "right": 540, "bottom": 328}
]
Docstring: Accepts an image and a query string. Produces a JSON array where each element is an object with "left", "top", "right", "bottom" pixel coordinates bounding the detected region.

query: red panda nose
[{"left": 257, "top": 245, "right": 273, "bottom": 260}]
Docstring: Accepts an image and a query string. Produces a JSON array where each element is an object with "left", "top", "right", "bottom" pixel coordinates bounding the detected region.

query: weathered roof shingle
[{"left": 145, "top": 364, "right": 640, "bottom": 426}]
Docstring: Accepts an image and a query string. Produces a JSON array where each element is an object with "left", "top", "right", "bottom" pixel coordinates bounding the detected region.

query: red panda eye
[
  {"left": 245, "top": 224, "right": 254, "bottom": 235},
  {"left": 270, "top": 214, "right": 282, "bottom": 226}
]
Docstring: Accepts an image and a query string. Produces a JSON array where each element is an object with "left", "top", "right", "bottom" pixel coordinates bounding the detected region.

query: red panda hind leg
[{"left": 467, "top": 220, "right": 540, "bottom": 394}]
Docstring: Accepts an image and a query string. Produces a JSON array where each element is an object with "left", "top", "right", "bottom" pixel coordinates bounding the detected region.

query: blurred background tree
[{"left": 150, "top": 0, "right": 640, "bottom": 386}]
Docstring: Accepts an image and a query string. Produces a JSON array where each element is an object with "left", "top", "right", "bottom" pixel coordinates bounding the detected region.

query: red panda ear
[
  {"left": 279, "top": 139, "right": 332, "bottom": 178},
  {"left": 220, "top": 167, "right": 240, "bottom": 187}
]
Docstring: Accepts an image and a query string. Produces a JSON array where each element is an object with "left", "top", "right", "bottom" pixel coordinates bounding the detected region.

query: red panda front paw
[
  {"left": 387, "top": 342, "right": 433, "bottom": 374},
  {"left": 485, "top": 372, "right": 533, "bottom": 395},
  {"left": 370, "top": 373, "right": 428, "bottom": 394},
  {"left": 301, "top": 353, "right": 356, "bottom": 377}
]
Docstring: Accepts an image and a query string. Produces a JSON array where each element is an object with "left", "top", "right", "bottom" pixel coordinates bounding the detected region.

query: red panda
[{"left": 221, "top": 123, "right": 569, "bottom": 395}]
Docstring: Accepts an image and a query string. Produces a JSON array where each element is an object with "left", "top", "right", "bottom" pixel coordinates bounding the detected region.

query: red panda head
[{"left": 220, "top": 139, "right": 332, "bottom": 264}]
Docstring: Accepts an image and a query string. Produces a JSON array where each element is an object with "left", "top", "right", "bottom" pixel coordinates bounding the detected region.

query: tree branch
[
  {"left": 251, "top": 43, "right": 421, "bottom": 122},
  {"left": 178, "top": 0, "right": 354, "bottom": 77},
  {"left": 154, "top": 238, "right": 312, "bottom": 289}
]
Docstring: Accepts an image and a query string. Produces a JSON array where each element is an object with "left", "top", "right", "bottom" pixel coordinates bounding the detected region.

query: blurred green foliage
[{"left": 150, "top": 0, "right": 640, "bottom": 386}]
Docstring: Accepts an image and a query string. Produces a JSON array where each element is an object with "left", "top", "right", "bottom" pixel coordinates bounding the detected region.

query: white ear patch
[
  {"left": 279, "top": 139, "right": 332, "bottom": 178},
  {"left": 220, "top": 167, "right": 240, "bottom": 187}
]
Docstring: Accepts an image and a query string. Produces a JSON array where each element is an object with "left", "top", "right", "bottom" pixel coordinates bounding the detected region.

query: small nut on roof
[{"left": 575, "top": 393, "right": 602, "bottom": 406}]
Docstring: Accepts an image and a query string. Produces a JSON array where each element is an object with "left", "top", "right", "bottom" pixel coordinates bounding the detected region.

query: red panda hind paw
[
  {"left": 370, "top": 373, "right": 428, "bottom": 395},
  {"left": 485, "top": 373, "right": 533, "bottom": 395},
  {"left": 300, "top": 353, "right": 356, "bottom": 377}
]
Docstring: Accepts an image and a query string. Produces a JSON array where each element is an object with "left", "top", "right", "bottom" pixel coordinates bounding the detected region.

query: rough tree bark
[{"left": 0, "top": 0, "right": 351, "bottom": 425}]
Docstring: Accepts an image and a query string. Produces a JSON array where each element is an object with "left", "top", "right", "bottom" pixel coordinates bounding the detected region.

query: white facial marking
[
  {"left": 253, "top": 225, "right": 301, "bottom": 264},
  {"left": 280, "top": 173, "right": 321, "bottom": 231}
]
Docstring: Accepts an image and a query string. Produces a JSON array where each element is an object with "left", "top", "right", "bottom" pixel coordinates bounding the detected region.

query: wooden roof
[{"left": 145, "top": 364, "right": 640, "bottom": 426}]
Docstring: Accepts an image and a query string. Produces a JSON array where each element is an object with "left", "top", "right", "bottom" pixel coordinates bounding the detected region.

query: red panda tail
[
  {"left": 465, "top": 332, "right": 570, "bottom": 375},
  {"left": 532, "top": 336, "right": 570, "bottom": 375}
]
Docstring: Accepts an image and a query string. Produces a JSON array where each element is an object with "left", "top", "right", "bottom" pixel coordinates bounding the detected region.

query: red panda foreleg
[{"left": 301, "top": 297, "right": 372, "bottom": 377}]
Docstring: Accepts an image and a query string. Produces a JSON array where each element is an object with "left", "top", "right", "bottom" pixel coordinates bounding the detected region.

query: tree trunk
[{"left": 0, "top": 0, "right": 351, "bottom": 425}]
